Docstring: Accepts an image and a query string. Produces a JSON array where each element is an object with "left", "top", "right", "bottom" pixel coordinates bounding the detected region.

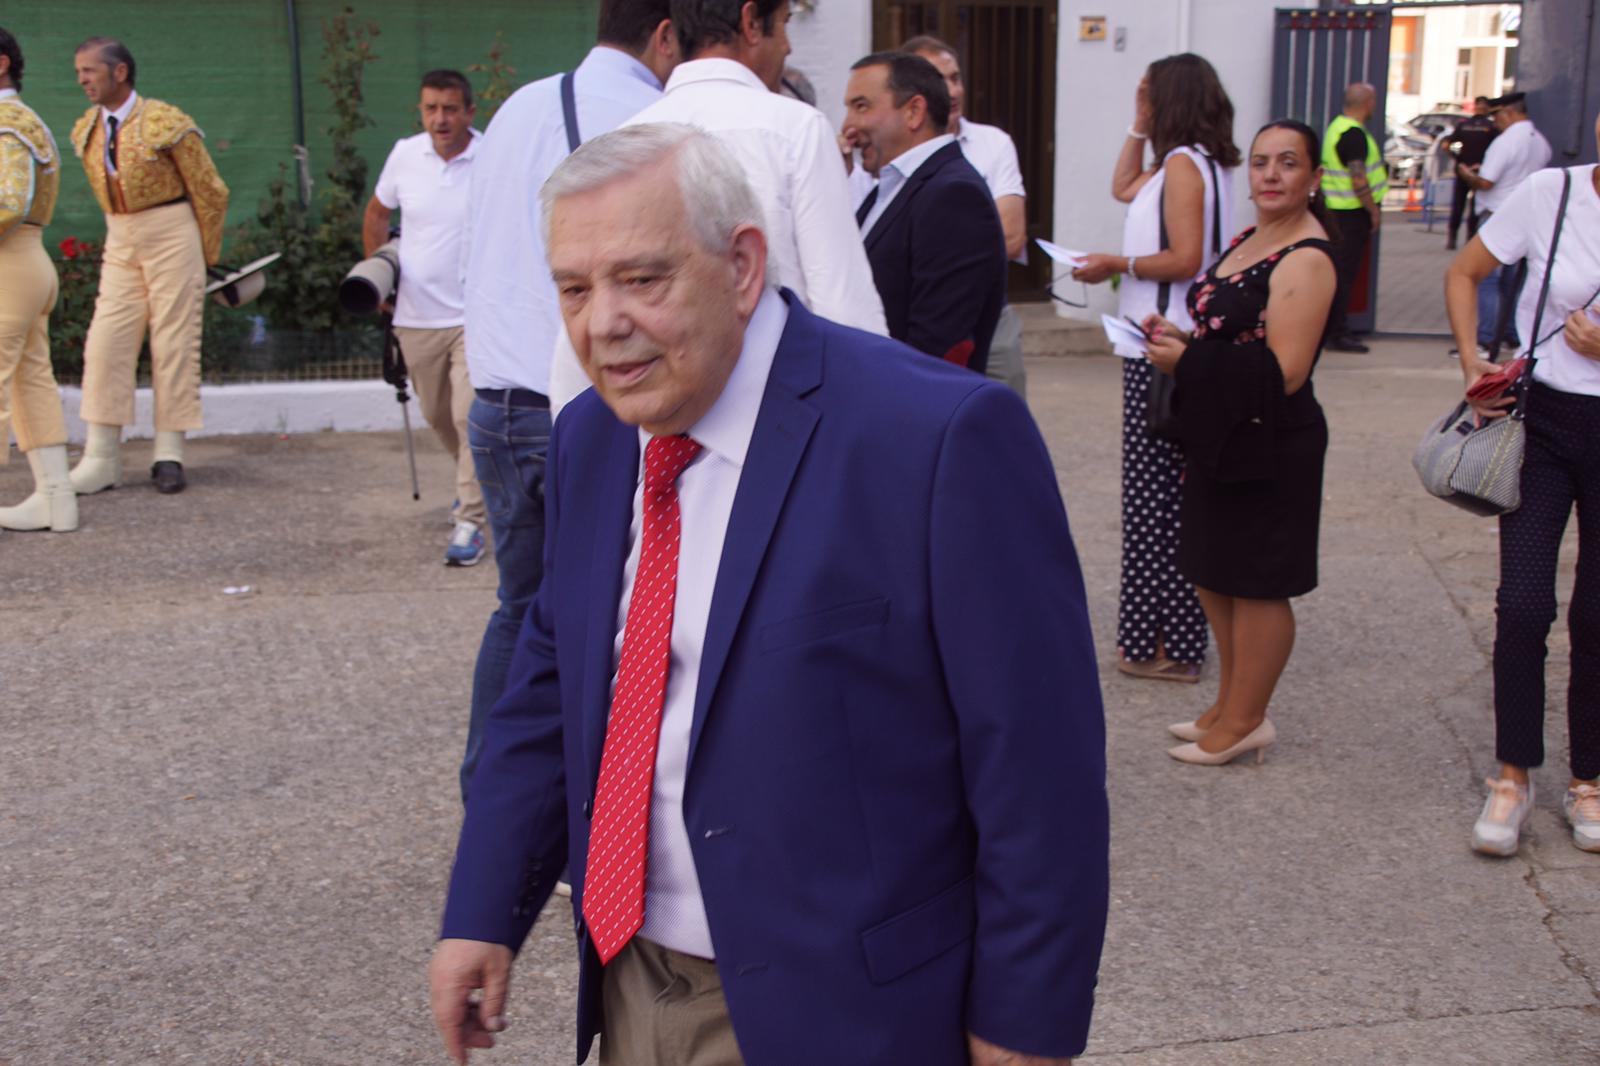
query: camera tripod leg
[{"left": 399, "top": 391, "right": 421, "bottom": 501}]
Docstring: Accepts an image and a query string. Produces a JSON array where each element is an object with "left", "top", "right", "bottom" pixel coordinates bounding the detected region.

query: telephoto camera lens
[{"left": 339, "top": 239, "right": 400, "bottom": 315}]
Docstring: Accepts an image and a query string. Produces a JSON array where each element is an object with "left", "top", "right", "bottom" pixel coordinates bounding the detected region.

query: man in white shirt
[
  {"left": 454, "top": 0, "right": 679, "bottom": 802},
  {"left": 363, "top": 69, "right": 484, "bottom": 567},
  {"left": 547, "top": 0, "right": 887, "bottom": 410},
  {"left": 1459, "top": 92, "right": 1552, "bottom": 356},
  {"left": 901, "top": 34, "right": 1029, "bottom": 397}
]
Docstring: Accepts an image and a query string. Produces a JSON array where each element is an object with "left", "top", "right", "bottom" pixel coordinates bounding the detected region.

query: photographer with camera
[{"left": 361, "top": 69, "right": 485, "bottom": 566}]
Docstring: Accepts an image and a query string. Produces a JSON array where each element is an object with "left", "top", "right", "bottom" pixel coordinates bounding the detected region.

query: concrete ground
[{"left": 2, "top": 334, "right": 1597, "bottom": 1065}]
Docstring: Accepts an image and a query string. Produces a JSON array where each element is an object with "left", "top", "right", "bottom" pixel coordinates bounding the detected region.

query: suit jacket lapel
[
  {"left": 863, "top": 141, "right": 960, "bottom": 250},
  {"left": 582, "top": 422, "right": 642, "bottom": 786},
  {"left": 686, "top": 293, "right": 824, "bottom": 773}
]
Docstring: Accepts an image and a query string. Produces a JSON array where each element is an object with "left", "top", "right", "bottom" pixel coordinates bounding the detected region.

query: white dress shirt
[
  {"left": 460, "top": 46, "right": 663, "bottom": 392},
  {"left": 1477, "top": 118, "right": 1552, "bottom": 214},
  {"left": 548, "top": 59, "right": 887, "bottom": 414},
  {"left": 858, "top": 132, "right": 956, "bottom": 235},
  {"left": 374, "top": 130, "right": 480, "bottom": 328},
  {"left": 0, "top": 88, "right": 16, "bottom": 101},
  {"left": 100, "top": 90, "right": 138, "bottom": 177},
  {"left": 611, "top": 287, "right": 787, "bottom": 959}
]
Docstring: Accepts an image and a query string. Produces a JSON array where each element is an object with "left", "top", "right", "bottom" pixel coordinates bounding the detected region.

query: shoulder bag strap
[
  {"left": 560, "top": 70, "right": 581, "bottom": 153},
  {"left": 1155, "top": 151, "right": 1221, "bottom": 315},
  {"left": 1513, "top": 168, "right": 1572, "bottom": 417}
]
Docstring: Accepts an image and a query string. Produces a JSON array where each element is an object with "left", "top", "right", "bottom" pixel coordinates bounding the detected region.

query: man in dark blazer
[
  {"left": 427, "top": 123, "right": 1107, "bottom": 1066},
  {"left": 843, "top": 52, "right": 1007, "bottom": 375}
]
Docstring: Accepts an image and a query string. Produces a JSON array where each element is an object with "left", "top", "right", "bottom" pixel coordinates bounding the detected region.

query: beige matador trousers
[
  {"left": 0, "top": 224, "right": 68, "bottom": 462},
  {"left": 392, "top": 325, "right": 484, "bottom": 527},
  {"left": 79, "top": 200, "right": 204, "bottom": 432}
]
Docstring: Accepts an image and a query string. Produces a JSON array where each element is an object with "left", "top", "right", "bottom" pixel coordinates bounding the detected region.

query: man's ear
[
  {"left": 728, "top": 223, "right": 768, "bottom": 316},
  {"left": 740, "top": 1, "right": 764, "bottom": 46},
  {"left": 114, "top": 62, "right": 130, "bottom": 86},
  {"left": 904, "top": 93, "right": 930, "bottom": 134},
  {"left": 654, "top": 18, "right": 680, "bottom": 62}
]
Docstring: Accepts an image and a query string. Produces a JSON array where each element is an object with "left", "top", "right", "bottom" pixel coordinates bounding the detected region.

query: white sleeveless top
[{"left": 1115, "top": 145, "right": 1235, "bottom": 357}]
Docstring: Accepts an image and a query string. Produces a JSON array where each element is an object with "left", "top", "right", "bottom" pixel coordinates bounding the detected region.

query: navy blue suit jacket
[
  {"left": 441, "top": 293, "right": 1108, "bottom": 1064},
  {"left": 862, "top": 140, "right": 1008, "bottom": 375}
]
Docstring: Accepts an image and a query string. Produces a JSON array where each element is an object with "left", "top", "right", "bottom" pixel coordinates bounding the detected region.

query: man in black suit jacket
[{"left": 843, "top": 52, "right": 1006, "bottom": 375}]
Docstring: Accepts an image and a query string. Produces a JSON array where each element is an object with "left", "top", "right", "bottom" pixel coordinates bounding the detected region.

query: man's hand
[
  {"left": 968, "top": 1031, "right": 1074, "bottom": 1065},
  {"left": 1564, "top": 307, "right": 1600, "bottom": 362},
  {"left": 429, "top": 939, "right": 515, "bottom": 1065},
  {"left": 1367, "top": 203, "right": 1382, "bottom": 231}
]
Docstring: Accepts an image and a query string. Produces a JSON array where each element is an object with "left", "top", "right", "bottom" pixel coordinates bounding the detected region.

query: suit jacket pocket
[
  {"left": 859, "top": 874, "right": 976, "bottom": 984},
  {"left": 760, "top": 597, "right": 890, "bottom": 653}
]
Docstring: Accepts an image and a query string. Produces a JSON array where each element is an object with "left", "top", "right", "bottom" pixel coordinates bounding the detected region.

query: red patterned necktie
[{"left": 583, "top": 433, "right": 702, "bottom": 965}]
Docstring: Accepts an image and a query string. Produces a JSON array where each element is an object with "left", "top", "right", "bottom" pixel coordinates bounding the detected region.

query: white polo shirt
[
  {"left": 1477, "top": 118, "right": 1551, "bottom": 215},
  {"left": 953, "top": 117, "right": 1025, "bottom": 201},
  {"left": 374, "top": 129, "right": 481, "bottom": 328}
]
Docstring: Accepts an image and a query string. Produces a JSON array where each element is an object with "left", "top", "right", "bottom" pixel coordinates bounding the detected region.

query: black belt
[
  {"left": 136, "top": 196, "right": 189, "bottom": 211},
  {"left": 475, "top": 387, "right": 550, "bottom": 409}
]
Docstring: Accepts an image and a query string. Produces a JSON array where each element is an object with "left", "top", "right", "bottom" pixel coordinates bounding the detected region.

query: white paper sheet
[
  {"left": 1034, "top": 238, "right": 1089, "bottom": 266},
  {"left": 1101, "top": 314, "right": 1151, "bottom": 356}
]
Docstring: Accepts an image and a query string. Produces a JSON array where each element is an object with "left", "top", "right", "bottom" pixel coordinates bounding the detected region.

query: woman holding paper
[
  {"left": 1142, "top": 120, "right": 1337, "bottom": 766},
  {"left": 1443, "top": 107, "right": 1600, "bottom": 858},
  {"left": 1070, "top": 54, "right": 1238, "bottom": 684}
]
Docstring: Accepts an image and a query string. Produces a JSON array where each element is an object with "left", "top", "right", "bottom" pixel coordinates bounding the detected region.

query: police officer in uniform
[
  {"left": 1320, "top": 82, "right": 1388, "bottom": 353},
  {"left": 67, "top": 37, "right": 228, "bottom": 495},
  {"left": 0, "top": 27, "right": 76, "bottom": 534}
]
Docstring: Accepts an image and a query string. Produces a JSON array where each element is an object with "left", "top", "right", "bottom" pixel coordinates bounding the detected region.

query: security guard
[
  {"left": 67, "top": 36, "right": 228, "bottom": 495},
  {"left": 1320, "top": 82, "right": 1388, "bottom": 353},
  {"left": 0, "top": 27, "right": 76, "bottom": 534}
]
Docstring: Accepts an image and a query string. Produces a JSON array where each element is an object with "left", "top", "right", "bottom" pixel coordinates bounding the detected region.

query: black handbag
[{"left": 1147, "top": 152, "right": 1222, "bottom": 441}]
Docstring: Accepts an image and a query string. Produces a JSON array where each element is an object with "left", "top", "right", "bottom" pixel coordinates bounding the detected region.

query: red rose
[{"left": 59, "top": 236, "right": 80, "bottom": 260}]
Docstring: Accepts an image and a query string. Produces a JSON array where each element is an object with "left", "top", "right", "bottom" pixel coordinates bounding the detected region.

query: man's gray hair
[{"left": 540, "top": 122, "right": 763, "bottom": 252}]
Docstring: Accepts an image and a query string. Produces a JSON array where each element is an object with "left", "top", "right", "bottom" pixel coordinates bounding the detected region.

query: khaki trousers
[
  {"left": 392, "top": 325, "right": 484, "bottom": 526},
  {"left": 0, "top": 225, "right": 68, "bottom": 462},
  {"left": 600, "top": 938, "right": 744, "bottom": 1066},
  {"left": 80, "top": 201, "right": 204, "bottom": 432}
]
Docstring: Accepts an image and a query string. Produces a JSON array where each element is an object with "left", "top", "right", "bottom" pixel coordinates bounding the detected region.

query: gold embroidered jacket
[
  {"left": 0, "top": 97, "right": 59, "bottom": 240},
  {"left": 71, "top": 97, "right": 229, "bottom": 264}
]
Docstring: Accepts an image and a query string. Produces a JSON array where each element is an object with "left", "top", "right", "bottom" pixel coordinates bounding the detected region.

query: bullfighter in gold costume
[
  {"left": 68, "top": 37, "right": 228, "bottom": 495},
  {"left": 0, "top": 27, "right": 77, "bottom": 534}
]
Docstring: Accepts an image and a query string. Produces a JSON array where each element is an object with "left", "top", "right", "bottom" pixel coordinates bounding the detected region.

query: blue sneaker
[{"left": 445, "top": 521, "right": 486, "bottom": 567}]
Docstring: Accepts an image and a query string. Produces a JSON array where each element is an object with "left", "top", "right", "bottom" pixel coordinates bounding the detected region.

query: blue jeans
[
  {"left": 462, "top": 392, "right": 552, "bottom": 802},
  {"left": 1477, "top": 258, "right": 1527, "bottom": 354}
]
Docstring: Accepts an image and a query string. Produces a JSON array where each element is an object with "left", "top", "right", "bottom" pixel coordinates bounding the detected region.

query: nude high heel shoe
[
  {"left": 1168, "top": 721, "right": 1204, "bottom": 742},
  {"left": 1167, "top": 719, "right": 1276, "bottom": 765}
]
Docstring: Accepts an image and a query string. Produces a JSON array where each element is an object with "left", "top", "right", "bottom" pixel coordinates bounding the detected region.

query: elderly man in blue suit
[{"left": 427, "top": 122, "right": 1108, "bottom": 1066}]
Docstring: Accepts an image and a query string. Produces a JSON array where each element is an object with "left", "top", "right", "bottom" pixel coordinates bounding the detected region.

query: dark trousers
[
  {"left": 1326, "top": 208, "right": 1372, "bottom": 340},
  {"left": 1477, "top": 256, "right": 1528, "bottom": 355},
  {"left": 1447, "top": 180, "right": 1479, "bottom": 245},
  {"left": 461, "top": 390, "right": 552, "bottom": 802},
  {"left": 1494, "top": 384, "right": 1600, "bottom": 780}
]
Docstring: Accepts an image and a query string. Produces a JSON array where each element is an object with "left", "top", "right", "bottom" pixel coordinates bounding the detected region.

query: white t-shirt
[
  {"left": 1115, "top": 146, "right": 1234, "bottom": 357},
  {"left": 374, "top": 130, "right": 480, "bottom": 328},
  {"left": 1479, "top": 165, "right": 1600, "bottom": 398},
  {"left": 1476, "top": 119, "right": 1552, "bottom": 214}
]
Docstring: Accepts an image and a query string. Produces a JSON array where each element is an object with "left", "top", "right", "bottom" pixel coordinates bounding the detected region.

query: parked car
[{"left": 1384, "top": 119, "right": 1437, "bottom": 184}]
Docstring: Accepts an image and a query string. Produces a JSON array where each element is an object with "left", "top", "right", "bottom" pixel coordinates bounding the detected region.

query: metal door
[
  {"left": 874, "top": 1, "right": 1058, "bottom": 300},
  {"left": 1270, "top": 7, "right": 1391, "bottom": 332}
]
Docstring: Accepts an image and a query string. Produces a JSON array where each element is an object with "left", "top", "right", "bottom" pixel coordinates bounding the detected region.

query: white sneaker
[
  {"left": 1472, "top": 777, "right": 1534, "bottom": 856},
  {"left": 1563, "top": 783, "right": 1600, "bottom": 853}
]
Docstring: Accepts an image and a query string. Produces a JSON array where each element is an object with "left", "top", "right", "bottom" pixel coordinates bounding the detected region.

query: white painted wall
[
  {"left": 58, "top": 381, "right": 409, "bottom": 442},
  {"left": 786, "top": 1, "right": 873, "bottom": 131},
  {"left": 1052, "top": 0, "right": 1281, "bottom": 321}
]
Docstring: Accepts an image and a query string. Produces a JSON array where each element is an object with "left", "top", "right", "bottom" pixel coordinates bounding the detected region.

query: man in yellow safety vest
[{"left": 1320, "top": 82, "right": 1388, "bottom": 353}]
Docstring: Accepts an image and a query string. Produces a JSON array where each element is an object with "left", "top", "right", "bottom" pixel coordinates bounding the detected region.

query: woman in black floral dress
[{"left": 1142, "top": 120, "right": 1339, "bottom": 766}]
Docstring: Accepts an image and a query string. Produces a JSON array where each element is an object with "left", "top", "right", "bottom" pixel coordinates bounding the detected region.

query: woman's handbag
[
  {"left": 1146, "top": 153, "right": 1222, "bottom": 441},
  {"left": 1412, "top": 169, "right": 1574, "bottom": 516}
]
